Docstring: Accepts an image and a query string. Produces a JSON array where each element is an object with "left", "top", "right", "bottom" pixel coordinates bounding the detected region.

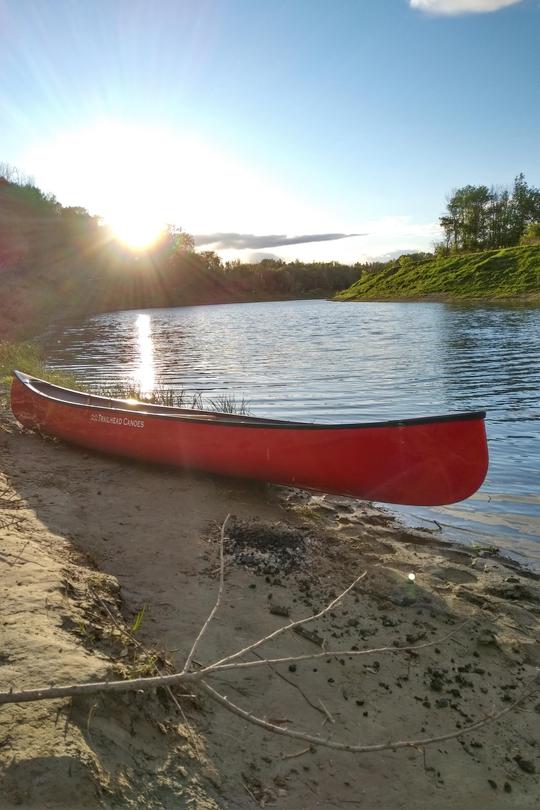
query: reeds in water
[{"left": 89, "top": 382, "right": 251, "bottom": 415}]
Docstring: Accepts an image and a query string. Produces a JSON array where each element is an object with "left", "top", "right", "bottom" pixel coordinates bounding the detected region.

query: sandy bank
[{"left": 1, "top": 406, "right": 539, "bottom": 809}]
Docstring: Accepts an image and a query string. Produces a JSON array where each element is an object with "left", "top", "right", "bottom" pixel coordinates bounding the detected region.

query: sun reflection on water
[{"left": 135, "top": 314, "right": 154, "bottom": 395}]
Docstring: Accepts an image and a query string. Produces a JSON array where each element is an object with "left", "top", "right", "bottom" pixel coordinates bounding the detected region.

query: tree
[
  {"left": 439, "top": 174, "right": 540, "bottom": 252},
  {"left": 166, "top": 225, "right": 195, "bottom": 252},
  {"left": 0, "top": 162, "right": 34, "bottom": 186},
  {"left": 199, "top": 251, "right": 222, "bottom": 273},
  {"left": 520, "top": 222, "right": 540, "bottom": 246},
  {"left": 509, "top": 173, "right": 540, "bottom": 245}
]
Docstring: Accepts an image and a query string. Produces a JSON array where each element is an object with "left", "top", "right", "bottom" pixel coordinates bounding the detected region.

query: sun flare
[
  {"left": 109, "top": 214, "right": 164, "bottom": 250},
  {"left": 23, "top": 119, "right": 332, "bottom": 255}
]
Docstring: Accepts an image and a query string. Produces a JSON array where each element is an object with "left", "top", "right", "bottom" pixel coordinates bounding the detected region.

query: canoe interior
[{"left": 12, "top": 371, "right": 486, "bottom": 431}]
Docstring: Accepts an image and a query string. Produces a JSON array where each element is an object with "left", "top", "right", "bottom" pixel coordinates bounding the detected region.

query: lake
[{"left": 42, "top": 299, "right": 540, "bottom": 569}]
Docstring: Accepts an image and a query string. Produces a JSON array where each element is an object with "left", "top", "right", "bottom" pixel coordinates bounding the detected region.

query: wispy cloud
[
  {"left": 194, "top": 232, "right": 361, "bottom": 250},
  {"left": 410, "top": 0, "right": 523, "bottom": 14}
]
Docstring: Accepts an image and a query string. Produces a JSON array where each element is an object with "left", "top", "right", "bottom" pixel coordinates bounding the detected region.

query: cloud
[
  {"left": 410, "top": 0, "right": 522, "bottom": 14},
  {"left": 194, "top": 232, "right": 361, "bottom": 250},
  {"left": 196, "top": 217, "right": 440, "bottom": 264}
]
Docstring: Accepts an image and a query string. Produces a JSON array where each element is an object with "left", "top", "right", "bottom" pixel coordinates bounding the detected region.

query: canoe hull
[{"left": 10, "top": 372, "right": 488, "bottom": 506}]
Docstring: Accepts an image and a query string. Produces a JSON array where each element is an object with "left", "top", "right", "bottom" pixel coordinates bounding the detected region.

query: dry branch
[
  {"left": 200, "top": 677, "right": 538, "bottom": 755},
  {"left": 183, "top": 514, "right": 230, "bottom": 674},
  {"left": 206, "top": 620, "right": 471, "bottom": 674}
]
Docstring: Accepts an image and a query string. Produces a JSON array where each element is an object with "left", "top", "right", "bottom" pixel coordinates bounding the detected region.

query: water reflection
[
  {"left": 135, "top": 313, "right": 154, "bottom": 395},
  {"left": 42, "top": 299, "right": 540, "bottom": 568}
]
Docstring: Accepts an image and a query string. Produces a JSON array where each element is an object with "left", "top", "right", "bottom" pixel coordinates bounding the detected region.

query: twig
[
  {"left": 282, "top": 746, "right": 312, "bottom": 760},
  {"left": 86, "top": 702, "right": 97, "bottom": 738},
  {"left": 293, "top": 626, "right": 324, "bottom": 646},
  {"left": 183, "top": 514, "right": 230, "bottom": 674},
  {"left": 12, "top": 540, "right": 30, "bottom": 566},
  {"left": 205, "top": 620, "right": 471, "bottom": 674},
  {"left": 318, "top": 698, "right": 335, "bottom": 725},
  {"left": 251, "top": 650, "right": 325, "bottom": 717},
  {"left": 0, "top": 516, "right": 25, "bottom": 532},
  {"left": 96, "top": 595, "right": 155, "bottom": 657},
  {"left": 242, "top": 781, "right": 258, "bottom": 804},
  {"left": 208, "top": 570, "right": 367, "bottom": 670},
  {"left": 200, "top": 677, "right": 539, "bottom": 755}
]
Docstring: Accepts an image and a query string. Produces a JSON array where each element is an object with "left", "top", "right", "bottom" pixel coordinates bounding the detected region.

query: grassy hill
[{"left": 335, "top": 244, "right": 540, "bottom": 301}]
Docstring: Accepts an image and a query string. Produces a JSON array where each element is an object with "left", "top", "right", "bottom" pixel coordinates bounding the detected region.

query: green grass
[
  {"left": 0, "top": 341, "right": 48, "bottom": 387},
  {"left": 335, "top": 244, "right": 540, "bottom": 301},
  {"left": 0, "top": 341, "right": 77, "bottom": 390}
]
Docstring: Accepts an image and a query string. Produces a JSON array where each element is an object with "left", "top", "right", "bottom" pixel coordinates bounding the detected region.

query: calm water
[{"left": 42, "top": 300, "right": 540, "bottom": 569}]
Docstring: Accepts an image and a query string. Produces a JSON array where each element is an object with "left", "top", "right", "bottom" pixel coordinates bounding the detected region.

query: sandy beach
[{"left": 1, "top": 403, "right": 539, "bottom": 809}]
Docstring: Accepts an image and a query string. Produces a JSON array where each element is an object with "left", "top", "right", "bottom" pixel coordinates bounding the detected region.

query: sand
[{"left": 1, "top": 406, "right": 539, "bottom": 809}]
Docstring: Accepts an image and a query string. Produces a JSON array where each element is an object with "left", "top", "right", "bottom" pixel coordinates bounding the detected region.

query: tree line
[{"left": 437, "top": 173, "right": 540, "bottom": 254}]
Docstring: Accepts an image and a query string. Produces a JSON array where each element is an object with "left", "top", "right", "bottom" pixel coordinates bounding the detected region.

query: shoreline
[
  {"left": 1, "top": 397, "right": 539, "bottom": 808},
  {"left": 335, "top": 292, "right": 540, "bottom": 305}
]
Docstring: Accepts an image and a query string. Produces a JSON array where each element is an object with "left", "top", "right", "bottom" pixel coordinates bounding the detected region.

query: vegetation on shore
[
  {"left": 0, "top": 341, "right": 76, "bottom": 392},
  {"left": 341, "top": 173, "right": 540, "bottom": 303},
  {"left": 92, "top": 382, "right": 251, "bottom": 414},
  {"left": 336, "top": 244, "right": 540, "bottom": 302}
]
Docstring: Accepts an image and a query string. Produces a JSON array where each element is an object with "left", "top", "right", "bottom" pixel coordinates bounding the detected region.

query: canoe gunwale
[{"left": 13, "top": 370, "right": 487, "bottom": 432}]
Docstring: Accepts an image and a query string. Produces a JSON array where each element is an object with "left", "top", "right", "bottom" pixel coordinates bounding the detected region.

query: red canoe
[{"left": 10, "top": 370, "right": 488, "bottom": 506}]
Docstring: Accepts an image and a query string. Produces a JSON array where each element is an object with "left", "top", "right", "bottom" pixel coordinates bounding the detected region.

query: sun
[
  {"left": 109, "top": 212, "right": 164, "bottom": 250},
  {"left": 26, "top": 121, "right": 174, "bottom": 251},
  {"left": 24, "top": 119, "right": 330, "bottom": 255}
]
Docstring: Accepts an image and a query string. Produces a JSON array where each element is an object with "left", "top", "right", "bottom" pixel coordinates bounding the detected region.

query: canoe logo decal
[{"left": 90, "top": 412, "right": 145, "bottom": 429}]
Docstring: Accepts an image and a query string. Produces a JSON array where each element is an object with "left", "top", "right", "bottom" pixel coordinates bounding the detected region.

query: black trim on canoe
[{"left": 13, "top": 370, "right": 487, "bottom": 431}]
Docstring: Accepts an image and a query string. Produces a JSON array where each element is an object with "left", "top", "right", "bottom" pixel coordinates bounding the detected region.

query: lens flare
[{"left": 110, "top": 214, "right": 164, "bottom": 250}]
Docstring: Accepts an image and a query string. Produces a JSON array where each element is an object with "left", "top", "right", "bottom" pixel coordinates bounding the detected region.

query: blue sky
[{"left": 1, "top": 0, "right": 539, "bottom": 262}]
